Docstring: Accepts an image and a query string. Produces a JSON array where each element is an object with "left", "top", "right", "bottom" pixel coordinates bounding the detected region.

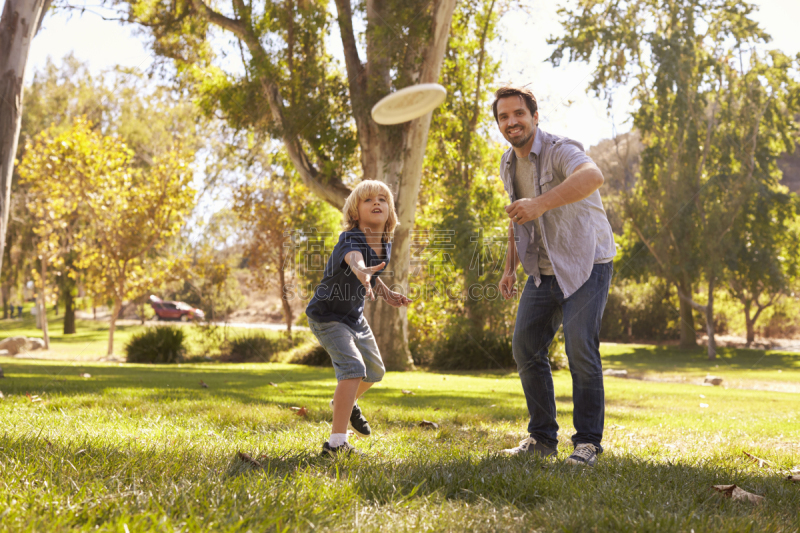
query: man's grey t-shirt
[{"left": 513, "top": 152, "right": 554, "bottom": 275}]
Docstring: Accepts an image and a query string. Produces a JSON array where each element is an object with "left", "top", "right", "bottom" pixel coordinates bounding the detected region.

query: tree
[
  {"left": 12, "top": 56, "right": 212, "bottom": 332},
  {"left": 412, "top": 0, "right": 512, "bottom": 342},
  {"left": 232, "top": 146, "right": 339, "bottom": 334},
  {"left": 0, "top": 0, "right": 51, "bottom": 279},
  {"left": 550, "top": 0, "right": 800, "bottom": 358},
  {"left": 19, "top": 118, "right": 196, "bottom": 355},
  {"left": 117, "top": 0, "right": 456, "bottom": 370},
  {"left": 725, "top": 189, "right": 800, "bottom": 347}
]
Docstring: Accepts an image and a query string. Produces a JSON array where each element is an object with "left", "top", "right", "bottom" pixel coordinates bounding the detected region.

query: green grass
[
  {"left": 1, "top": 353, "right": 798, "bottom": 532},
  {"left": 602, "top": 343, "right": 800, "bottom": 391},
  {"left": 0, "top": 308, "right": 298, "bottom": 360}
]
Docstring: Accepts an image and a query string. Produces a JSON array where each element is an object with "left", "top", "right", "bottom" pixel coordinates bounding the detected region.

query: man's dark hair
[{"left": 492, "top": 86, "right": 538, "bottom": 123}]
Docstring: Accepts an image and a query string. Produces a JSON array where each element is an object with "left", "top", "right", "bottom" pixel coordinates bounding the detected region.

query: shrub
[
  {"left": 601, "top": 277, "right": 681, "bottom": 341},
  {"left": 290, "top": 343, "right": 332, "bottom": 366},
  {"left": 222, "top": 332, "right": 307, "bottom": 362},
  {"left": 430, "top": 324, "right": 514, "bottom": 370},
  {"left": 125, "top": 326, "right": 186, "bottom": 364},
  {"left": 430, "top": 321, "right": 569, "bottom": 371}
]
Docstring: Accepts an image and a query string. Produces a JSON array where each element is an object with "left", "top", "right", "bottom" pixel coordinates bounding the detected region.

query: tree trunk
[
  {"left": 0, "top": 0, "right": 51, "bottom": 278},
  {"left": 362, "top": 0, "right": 456, "bottom": 371},
  {"left": 107, "top": 297, "right": 121, "bottom": 356},
  {"left": 677, "top": 277, "right": 697, "bottom": 348},
  {"left": 1, "top": 284, "right": 8, "bottom": 319},
  {"left": 278, "top": 247, "right": 293, "bottom": 335},
  {"left": 743, "top": 300, "right": 754, "bottom": 348},
  {"left": 40, "top": 256, "right": 49, "bottom": 349},
  {"left": 63, "top": 285, "right": 75, "bottom": 334},
  {"left": 705, "top": 278, "right": 716, "bottom": 360}
]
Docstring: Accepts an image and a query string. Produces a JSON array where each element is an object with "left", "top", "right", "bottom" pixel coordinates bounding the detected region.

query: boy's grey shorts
[{"left": 308, "top": 316, "right": 386, "bottom": 382}]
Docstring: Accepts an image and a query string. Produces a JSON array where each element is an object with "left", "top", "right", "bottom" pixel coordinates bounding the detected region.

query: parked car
[{"left": 149, "top": 295, "right": 205, "bottom": 322}]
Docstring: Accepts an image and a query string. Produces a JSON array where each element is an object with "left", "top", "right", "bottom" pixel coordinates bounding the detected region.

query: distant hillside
[{"left": 588, "top": 130, "right": 799, "bottom": 231}]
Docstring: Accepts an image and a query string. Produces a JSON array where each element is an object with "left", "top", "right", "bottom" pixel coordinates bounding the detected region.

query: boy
[{"left": 306, "top": 180, "right": 412, "bottom": 456}]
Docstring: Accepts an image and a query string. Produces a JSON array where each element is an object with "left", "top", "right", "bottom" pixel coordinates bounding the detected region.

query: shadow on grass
[
  {"left": 5, "top": 432, "right": 799, "bottom": 532},
  {"left": 602, "top": 345, "right": 800, "bottom": 373},
  {"left": 0, "top": 360, "right": 531, "bottom": 420}
]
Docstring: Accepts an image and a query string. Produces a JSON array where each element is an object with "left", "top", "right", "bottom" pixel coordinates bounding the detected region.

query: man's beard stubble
[{"left": 507, "top": 124, "right": 535, "bottom": 148}]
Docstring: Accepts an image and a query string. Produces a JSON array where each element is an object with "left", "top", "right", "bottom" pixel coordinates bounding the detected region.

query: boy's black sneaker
[
  {"left": 321, "top": 441, "right": 362, "bottom": 457},
  {"left": 349, "top": 403, "right": 371, "bottom": 437}
]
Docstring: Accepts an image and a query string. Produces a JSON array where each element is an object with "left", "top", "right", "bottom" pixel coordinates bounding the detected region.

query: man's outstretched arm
[{"left": 505, "top": 162, "right": 604, "bottom": 225}]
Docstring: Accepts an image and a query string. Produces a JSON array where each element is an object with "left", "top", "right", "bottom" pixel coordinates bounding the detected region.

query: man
[{"left": 494, "top": 86, "right": 616, "bottom": 466}]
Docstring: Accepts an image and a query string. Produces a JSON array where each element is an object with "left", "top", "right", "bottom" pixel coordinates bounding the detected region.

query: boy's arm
[
  {"left": 374, "top": 277, "right": 412, "bottom": 307},
  {"left": 344, "top": 251, "right": 385, "bottom": 301}
]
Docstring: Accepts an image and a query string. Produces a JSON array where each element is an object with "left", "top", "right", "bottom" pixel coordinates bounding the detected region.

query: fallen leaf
[
  {"left": 199, "top": 380, "right": 209, "bottom": 388},
  {"left": 712, "top": 484, "right": 764, "bottom": 504},
  {"left": 419, "top": 420, "right": 439, "bottom": 429},
  {"left": 433, "top": 407, "right": 441, "bottom": 411},
  {"left": 291, "top": 406, "right": 308, "bottom": 417},
  {"left": 26, "top": 392, "right": 42, "bottom": 403},
  {"left": 743, "top": 451, "right": 775, "bottom": 469},
  {"left": 787, "top": 475, "right": 800, "bottom": 482},
  {"left": 237, "top": 451, "right": 263, "bottom": 468},
  {"left": 80, "top": 373, "right": 91, "bottom": 378},
  {"left": 401, "top": 389, "right": 415, "bottom": 395}
]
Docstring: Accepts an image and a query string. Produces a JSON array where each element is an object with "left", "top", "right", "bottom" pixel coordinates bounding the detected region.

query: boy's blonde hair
[{"left": 342, "top": 180, "right": 398, "bottom": 241}]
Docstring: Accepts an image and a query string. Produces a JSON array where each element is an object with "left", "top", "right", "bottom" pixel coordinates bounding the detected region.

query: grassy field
[
  {"left": 1, "top": 344, "right": 799, "bottom": 532},
  {"left": 0, "top": 308, "right": 297, "bottom": 361}
]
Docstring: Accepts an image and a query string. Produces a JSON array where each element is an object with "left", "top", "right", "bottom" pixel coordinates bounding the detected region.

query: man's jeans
[{"left": 512, "top": 262, "right": 613, "bottom": 451}]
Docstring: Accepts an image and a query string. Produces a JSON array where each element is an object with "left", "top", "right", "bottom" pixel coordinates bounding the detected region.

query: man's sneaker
[
  {"left": 500, "top": 436, "right": 557, "bottom": 458},
  {"left": 321, "top": 441, "right": 362, "bottom": 457},
  {"left": 565, "top": 443, "right": 599, "bottom": 466},
  {"left": 349, "top": 403, "right": 371, "bottom": 437},
  {"left": 330, "top": 399, "right": 372, "bottom": 437}
]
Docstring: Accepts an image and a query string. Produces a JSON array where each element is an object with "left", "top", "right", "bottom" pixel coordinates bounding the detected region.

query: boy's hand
[
  {"left": 379, "top": 288, "right": 413, "bottom": 308},
  {"left": 353, "top": 262, "right": 385, "bottom": 301}
]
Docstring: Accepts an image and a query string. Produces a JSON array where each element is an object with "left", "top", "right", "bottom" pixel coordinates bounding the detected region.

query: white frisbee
[{"left": 371, "top": 83, "right": 447, "bottom": 125}]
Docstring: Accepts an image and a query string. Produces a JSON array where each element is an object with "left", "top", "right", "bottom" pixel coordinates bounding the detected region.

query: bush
[
  {"left": 430, "top": 325, "right": 514, "bottom": 370},
  {"left": 126, "top": 326, "right": 186, "bottom": 364},
  {"left": 290, "top": 343, "right": 332, "bottom": 366},
  {"left": 601, "top": 277, "right": 681, "bottom": 341},
  {"left": 222, "top": 332, "right": 301, "bottom": 362},
  {"left": 430, "top": 321, "right": 569, "bottom": 371}
]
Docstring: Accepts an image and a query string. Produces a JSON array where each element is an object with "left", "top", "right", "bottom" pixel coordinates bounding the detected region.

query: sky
[{"left": 19, "top": 0, "right": 800, "bottom": 150}]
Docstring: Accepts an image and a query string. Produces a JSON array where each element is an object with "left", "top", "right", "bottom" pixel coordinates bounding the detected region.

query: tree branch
[
  {"left": 333, "top": 0, "right": 366, "bottom": 106},
  {"left": 190, "top": 0, "right": 350, "bottom": 208},
  {"left": 189, "top": 0, "right": 246, "bottom": 37}
]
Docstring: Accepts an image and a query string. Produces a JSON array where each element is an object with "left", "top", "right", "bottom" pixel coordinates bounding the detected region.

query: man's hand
[
  {"left": 500, "top": 271, "right": 518, "bottom": 300},
  {"left": 505, "top": 197, "right": 546, "bottom": 225}
]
